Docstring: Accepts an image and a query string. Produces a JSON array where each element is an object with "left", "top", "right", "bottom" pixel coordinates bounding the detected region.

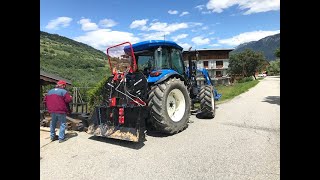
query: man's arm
[{"left": 64, "top": 92, "right": 73, "bottom": 103}]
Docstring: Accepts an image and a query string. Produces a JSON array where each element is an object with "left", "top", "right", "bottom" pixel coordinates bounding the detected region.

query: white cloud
[
  {"left": 148, "top": 22, "right": 167, "bottom": 31},
  {"left": 45, "top": 17, "right": 72, "bottom": 30},
  {"left": 189, "top": 22, "right": 203, "bottom": 27},
  {"left": 202, "top": 26, "right": 208, "bottom": 30},
  {"left": 139, "top": 32, "right": 169, "bottom": 41},
  {"left": 210, "top": 44, "right": 221, "bottom": 47},
  {"left": 192, "top": 36, "right": 210, "bottom": 45},
  {"left": 218, "top": 30, "right": 280, "bottom": 46},
  {"left": 74, "top": 29, "right": 140, "bottom": 52},
  {"left": 201, "top": 11, "right": 212, "bottom": 14},
  {"left": 178, "top": 42, "right": 192, "bottom": 50},
  {"left": 168, "top": 10, "right": 178, "bottom": 14},
  {"left": 172, "top": 34, "right": 188, "bottom": 41},
  {"left": 188, "top": 22, "right": 204, "bottom": 33},
  {"left": 99, "top": 19, "right": 117, "bottom": 28},
  {"left": 206, "top": 0, "right": 280, "bottom": 15},
  {"left": 131, "top": 20, "right": 196, "bottom": 34},
  {"left": 180, "top": 11, "right": 190, "bottom": 17},
  {"left": 195, "top": 5, "right": 205, "bottom": 10},
  {"left": 148, "top": 22, "right": 188, "bottom": 33},
  {"left": 209, "top": 31, "right": 215, "bottom": 35},
  {"left": 78, "top": 18, "right": 98, "bottom": 31},
  {"left": 130, "top": 19, "right": 148, "bottom": 30}
]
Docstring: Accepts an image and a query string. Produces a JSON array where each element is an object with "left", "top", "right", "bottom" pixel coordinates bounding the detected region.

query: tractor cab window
[
  {"left": 171, "top": 48, "right": 184, "bottom": 74},
  {"left": 135, "top": 47, "right": 184, "bottom": 75},
  {"left": 154, "top": 46, "right": 170, "bottom": 70},
  {"left": 135, "top": 50, "right": 154, "bottom": 76},
  {"left": 136, "top": 55, "right": 153, "bottom": 71}
]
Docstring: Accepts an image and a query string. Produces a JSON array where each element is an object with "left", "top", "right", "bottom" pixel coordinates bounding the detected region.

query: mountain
[
  {"left": 40, "top": 31, "right": 110, "bottom": 86},
  {"left": 231, "top": 33, "right": 280, "bottom": 61}
]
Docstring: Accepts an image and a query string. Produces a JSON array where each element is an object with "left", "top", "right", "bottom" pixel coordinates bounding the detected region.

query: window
[
  {"left": 171, "top": 48, "right": 184, "bottom": 74},
  {"left": 216, "top": 61, "right": 223, "bottom": 68},
  {"left": 137, "top": 55, "right": 153, "bottom": 71},
  {"left": 203, "top": 61, "right": 208, "bottom": 68},
  {"left": 216, "top": 71, "right": 222, "bottom": 77},
  {"left": 210, "top": 70, "right": 215, "bottom": 77},
  {"left": 154, "top": 47, "right": 170, "bottom": 70}
]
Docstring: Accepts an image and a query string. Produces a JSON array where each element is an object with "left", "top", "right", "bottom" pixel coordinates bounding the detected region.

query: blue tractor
[{"left": 87, "top": 40, "right": 221, "bottom": 142}]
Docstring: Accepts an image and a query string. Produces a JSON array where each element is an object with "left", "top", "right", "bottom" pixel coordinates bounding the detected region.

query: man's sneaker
[
  {"left": 59, "top": 139, "right": 67, "bottom": 143},
  {"left": 50, "top": 135, "right": 58, "bottom": 141}
]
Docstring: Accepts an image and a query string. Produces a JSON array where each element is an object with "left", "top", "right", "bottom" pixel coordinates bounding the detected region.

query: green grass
[
  {"left": 194, "top": 79, "right": 261, "bottom": 107},
  {"left": 215, "top": 79, "right": 260, "bottom": 104}
]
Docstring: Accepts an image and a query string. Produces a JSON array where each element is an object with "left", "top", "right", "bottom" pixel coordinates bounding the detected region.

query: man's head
[{"left": 56, "top": 80, "right": 67, "bottom": 88}]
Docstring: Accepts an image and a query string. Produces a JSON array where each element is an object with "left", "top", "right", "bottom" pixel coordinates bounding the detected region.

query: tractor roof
[{"left": 124, "top": 40, "right": 183, "bottom": 53}]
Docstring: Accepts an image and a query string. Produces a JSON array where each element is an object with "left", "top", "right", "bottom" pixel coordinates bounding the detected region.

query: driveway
[{"left": 40, "top": 76, "right": 280, "bottom": 180}]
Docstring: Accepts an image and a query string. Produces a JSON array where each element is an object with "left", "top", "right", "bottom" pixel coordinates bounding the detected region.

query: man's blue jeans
[{"left": 50, "top": 113, "right": 67, "bottom": 140}]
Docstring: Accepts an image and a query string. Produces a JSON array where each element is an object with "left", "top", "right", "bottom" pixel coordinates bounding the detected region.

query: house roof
[
  {"left": 182, "top": 49, "right": 234, "bottom": 53},
  {"left": 40, "top": 70, "right": 72, "bottom": 85}
]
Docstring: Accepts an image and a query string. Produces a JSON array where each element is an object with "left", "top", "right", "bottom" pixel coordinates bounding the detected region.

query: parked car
[{"left": 258, "top": 73, "right": 267, "bottom": 77}]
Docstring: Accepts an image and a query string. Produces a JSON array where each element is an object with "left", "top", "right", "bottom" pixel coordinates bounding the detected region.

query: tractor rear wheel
[
  {"left": 196, "top": 85, "right": 216, "bottom": 119},
  {"left": 148, "top": 77, "right": 190, "bottom": 134}
]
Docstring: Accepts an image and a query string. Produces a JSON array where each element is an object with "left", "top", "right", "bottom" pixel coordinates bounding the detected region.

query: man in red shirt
[{"left": 44, "top": 80, "right": 72, "bottom": 143}]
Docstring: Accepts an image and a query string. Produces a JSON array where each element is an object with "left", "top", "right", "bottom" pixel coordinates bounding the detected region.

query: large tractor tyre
[
  {"left": 148, "top": 77, "right": 191, "bottom": 134},
  {"left": 196, "top": 85, "right": 216, "bottom": 119}
]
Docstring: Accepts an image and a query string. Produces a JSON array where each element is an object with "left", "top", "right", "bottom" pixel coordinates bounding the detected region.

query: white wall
[
  {"left": 223, "top": 60, "right": 229, "bottom": 68},
  {"left": 184, "top": 59, "right": 229, "bottom": 72}
]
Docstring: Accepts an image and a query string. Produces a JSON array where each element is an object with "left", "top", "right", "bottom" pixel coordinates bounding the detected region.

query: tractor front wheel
[{"left": 196, "top": 85, "right": 216, "bottom": 119}]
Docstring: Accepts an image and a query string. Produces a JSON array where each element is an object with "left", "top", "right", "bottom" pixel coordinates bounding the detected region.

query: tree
[
  {"left": 228, "top": 54, "right": 243, "bottom": 75},
  {"left": 228, "top": 49, "right": 266, "bottom": 80},
  {"left": 275, "top": 48, "right": 280, "bottom": 58},
  {"left": 267, "top": 60, "right": 280, "bottom": 75}
]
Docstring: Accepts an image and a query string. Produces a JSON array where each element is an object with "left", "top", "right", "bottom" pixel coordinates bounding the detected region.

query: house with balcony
[{"left": 182, "top": 49, "right": 233, "bottom": 86}]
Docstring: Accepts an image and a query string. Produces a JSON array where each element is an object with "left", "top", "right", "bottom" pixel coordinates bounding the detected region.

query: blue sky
[{"left": 40, "top": 0, "right": 280, "bottom": 52}]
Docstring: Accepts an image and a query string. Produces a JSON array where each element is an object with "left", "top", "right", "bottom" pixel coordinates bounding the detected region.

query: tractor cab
[{"left": 124, "top": 40, "right": 186, "bottom": 83}]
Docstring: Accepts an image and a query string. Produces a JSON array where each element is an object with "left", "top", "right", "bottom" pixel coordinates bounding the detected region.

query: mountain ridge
[{"left": 231, "top": 33, "right": 280, "bottom": 61}]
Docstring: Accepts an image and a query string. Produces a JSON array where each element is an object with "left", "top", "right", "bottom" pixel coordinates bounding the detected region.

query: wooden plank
[
  {"left": 40, "top": 127, "right": 56, "bottom": 132},
  {"left": 66, "top": 116, "right": 82, "bottom": 123}
]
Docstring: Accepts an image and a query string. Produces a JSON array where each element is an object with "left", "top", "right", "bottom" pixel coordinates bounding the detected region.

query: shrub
[
  {"left": 237, "top": 76, "right": 253, "bottom": 83},
  {"left": 87, "top": 76, "right": 109, "bottom": 111}
]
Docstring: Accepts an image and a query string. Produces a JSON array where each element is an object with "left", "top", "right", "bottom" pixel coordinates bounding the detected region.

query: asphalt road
[{"left": 40, "top": 76, "right": 280, "bottom": 180}]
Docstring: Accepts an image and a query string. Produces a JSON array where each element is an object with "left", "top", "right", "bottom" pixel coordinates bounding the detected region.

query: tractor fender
[{"left": 154, "top": 72, "right": 185, "bottom": 85}]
